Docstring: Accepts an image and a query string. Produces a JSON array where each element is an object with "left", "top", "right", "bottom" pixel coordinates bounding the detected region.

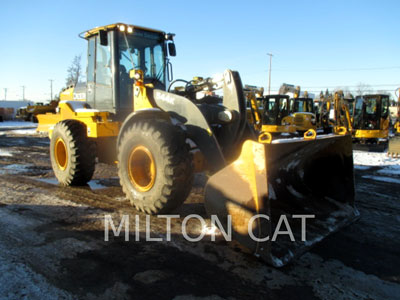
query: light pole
[
  {"left": 267, "top": 53, "right": 273, "bottom": 95},
  {"left": 21, "top": 86, "right": 25, "bottom": 100},
  {"left": 49, "top": 79, "right": 54, "bottom": 101}
]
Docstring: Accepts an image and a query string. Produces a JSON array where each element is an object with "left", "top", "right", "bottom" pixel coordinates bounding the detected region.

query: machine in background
[
  {"left": 388, "top": 88, "right": 400, "bottom": 157},
  {"left": 351, "top": 94, "right": 390, "bottom": 152}
]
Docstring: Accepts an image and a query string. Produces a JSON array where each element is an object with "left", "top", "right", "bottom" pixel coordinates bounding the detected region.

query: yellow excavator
[
  {"left": 244, "top": 85, "right": 296, "bottom": 138},
  {"left": 351, "top": 94, "right": 390, "bottom": 151},
  {"left": 317, "top": 91, "right": 335, "bottom": 133},
  {"left": 278, "top": 84, "right": 317, "bottom": 133},
  {"left": 37, "top": 23, "right": 357, "bottom": 266},
  {"left": 388, "top": 88, "right": 400, "bottom": 157}
]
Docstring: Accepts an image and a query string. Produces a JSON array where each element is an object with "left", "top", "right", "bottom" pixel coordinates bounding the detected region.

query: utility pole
[
  {"left": 49, "top": 79, "right": 54, "bottom": 101},
  {"left": 267, "top": 53, "right": 273, "bottom": 95},
  {"left": 3, "top": 88, "right": 7, "bottom": 100},
  {"left": 21, "top": 86, "right": 26, "bottom": 100}
]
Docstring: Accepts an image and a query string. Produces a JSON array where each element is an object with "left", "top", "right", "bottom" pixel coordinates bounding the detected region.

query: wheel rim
[
  {"left": 128, "top": 145, "right": 156, "bottom": 192},
  {"left": 55, "top": 138, "right": 68, "bottom": 170}
]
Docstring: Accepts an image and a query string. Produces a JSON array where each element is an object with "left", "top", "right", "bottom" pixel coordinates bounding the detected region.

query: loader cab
[
  {"left": 84, "top": 23, "right": 175, "bottom": 119},
  {"left": 353, "top": 94, "right": 389, "bottom": 130}
]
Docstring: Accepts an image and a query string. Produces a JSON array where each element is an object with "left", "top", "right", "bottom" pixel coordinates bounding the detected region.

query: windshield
[
  {"left": 292, "top": 98, "right": 314, "bottom": 113},
  {"left": 354, "top": 96, "right": 383, "bottom": 129},
  {"left": 118, "top": 30, "right": 166, "bottom": 86},
  {"left": 365, "top": 98, "right": 377, "bottom": 115},
  {"left": 381, "top": 95, "right": 389, "bottom": 118}
]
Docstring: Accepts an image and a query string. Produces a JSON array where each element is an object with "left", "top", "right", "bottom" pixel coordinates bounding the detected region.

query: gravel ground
[{"left": 0, "top": 128, "right": 399, "bottom": 300}]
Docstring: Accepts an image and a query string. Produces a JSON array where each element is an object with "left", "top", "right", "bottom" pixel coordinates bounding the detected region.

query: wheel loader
[
  {"left": 16, "top": 100, "right": 59, "bottom": 123},
  {"left": 37, "top": 23, "right": 358, "bottom": 267},
  {"left": 388, "top": 88, "right": 400, "bottom": 157},
  {"left": 351, "top": 94, "right": 390, "bottom": 152}
]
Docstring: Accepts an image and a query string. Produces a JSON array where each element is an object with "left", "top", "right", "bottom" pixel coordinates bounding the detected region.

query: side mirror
[
  {"left": 168, "top": 43, "right": 176, "bottom": 57},
  {"left": 99, "top": 30, "right": 108, "bottom": 46}
]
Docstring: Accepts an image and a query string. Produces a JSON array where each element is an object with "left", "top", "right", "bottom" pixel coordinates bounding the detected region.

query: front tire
[
  {"left": 50, "top": 120, "right": 96, "bottom": 186},
  {"left": 118, "top": 120, "right": 193, "bottom": 214}
]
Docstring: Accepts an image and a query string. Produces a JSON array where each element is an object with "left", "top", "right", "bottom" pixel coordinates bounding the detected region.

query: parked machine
[
  {"left": 16, "top": 101, "right": 58, "bottom": 123},
  {"left": 244, "top": 85, "right": 296, "bottom": 138},
  {"left": 317, "top": 91, "right": 334, "bottom": 133},
  {"left": 333, "top": 91, "right": 353, "bottom": 135},
  {"left": 351, "top": 94, "right": 390, "bottom": 151},
  {"left": 388, "top": 88, "right": 400, "bottom": 157},
  {"left": 278, "top": 84, "right": 317, "bottom": 133},
  {"left": 37, "top": 23, "right": 358, "bottom": 266}
]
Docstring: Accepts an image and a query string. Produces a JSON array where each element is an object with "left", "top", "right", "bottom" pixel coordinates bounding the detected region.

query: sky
[{"left": 1, "top": 0, "right": 399, "bottom": 102}]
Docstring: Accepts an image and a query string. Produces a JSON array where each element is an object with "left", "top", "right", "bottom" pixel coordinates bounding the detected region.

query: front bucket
[{"left": 204, "top": 134, "right": 359, "bottom": 267}]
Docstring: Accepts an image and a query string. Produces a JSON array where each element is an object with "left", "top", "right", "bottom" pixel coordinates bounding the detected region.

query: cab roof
[{"left": 81, "top": 23, "right": 166, "bottom": 39}]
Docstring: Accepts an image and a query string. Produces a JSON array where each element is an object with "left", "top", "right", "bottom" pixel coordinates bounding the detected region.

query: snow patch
[
  {"left": 8, "top": 129, "right": 38, "bottom": 135},
  {"left": 35, "top": 178, "right": 108, "bottom": 190},
  {"left": 362, "top": 175, "right": 400, "bottom": 185},
  {"left": 377, "top": 165, "right": 400, "bottom": 176},
  {"left": 0, "top": 149, "right": 13, "bottom": 157},
  {"left": 0, "top": 121, "right": 37, "bottom": 129},
  {"left": 353, "top": 151, "right": 399, "bottom": 167},
  {"left": 354, "top": 165, "right": 371, "bottom": 170},
  {"left": 0, "top": 164, "right": 34, "bottom": 175}
]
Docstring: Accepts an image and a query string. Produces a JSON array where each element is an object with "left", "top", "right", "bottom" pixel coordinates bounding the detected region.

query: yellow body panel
[
  {"left": 59, "top": 86, "right": 74, "bottom": 101},
  {"left": 354, "top": 129, "right": 389, "bottom": 139},
  {"left": 37, "top": 101, "right": 120, "bottom": 139},
  {"left": 133, "top": 84, "right": 155, "bottom": 110},
  {"left": 395, "top": 121, "right": 400, "bottom": 134},
  {"left": 261, "top": 124, "right": 296, "bottom": 133},
  {"left": 292, "top": 112, "right": 316, "bottom": 132}
]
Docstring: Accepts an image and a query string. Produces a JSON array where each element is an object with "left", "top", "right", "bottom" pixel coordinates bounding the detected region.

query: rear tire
[
  {"left": 118, "top": 120, "right": 193, "bottom": 214},
  {"left": 50, "top": 120, "right": 96, "bottom": 186}
]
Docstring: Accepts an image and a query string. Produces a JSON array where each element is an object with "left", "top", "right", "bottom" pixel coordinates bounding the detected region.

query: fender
[
  {"left": 150, "top": 88, "right": 226, "bottom": 172},
  {"left": 117, "top": 108, "right": 170, "bottom": 148}
]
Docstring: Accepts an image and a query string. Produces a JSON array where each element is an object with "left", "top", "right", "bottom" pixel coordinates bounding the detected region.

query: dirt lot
[{"left": 0, "top": 127, "right": 399, "bottom": 300}]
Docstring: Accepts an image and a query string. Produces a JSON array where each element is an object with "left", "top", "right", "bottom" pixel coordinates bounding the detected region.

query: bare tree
[
  {"left": 355, "top": 82, "right": 373, "bottom": 96},
  {"left": 65, "top": 55, "right": 82, "bottom": 86}
]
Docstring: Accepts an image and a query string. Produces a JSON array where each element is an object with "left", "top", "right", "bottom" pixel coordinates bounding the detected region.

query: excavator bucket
[{"left": 204, "top": 134, "right": 358, "bottom": 267}]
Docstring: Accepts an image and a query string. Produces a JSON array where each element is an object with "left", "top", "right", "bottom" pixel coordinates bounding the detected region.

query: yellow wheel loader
[
  {"left": 388, "top": 88, "right": 400, "bottom": 157},
  {"left": 351, "top": 94, "right": 390, "bottom": 152},
  {"left": 37, "top": 23, "right": 358, "bottom": 266},
  {"left": 16, "top": 100, "right": 59, "bottom": 123}
]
